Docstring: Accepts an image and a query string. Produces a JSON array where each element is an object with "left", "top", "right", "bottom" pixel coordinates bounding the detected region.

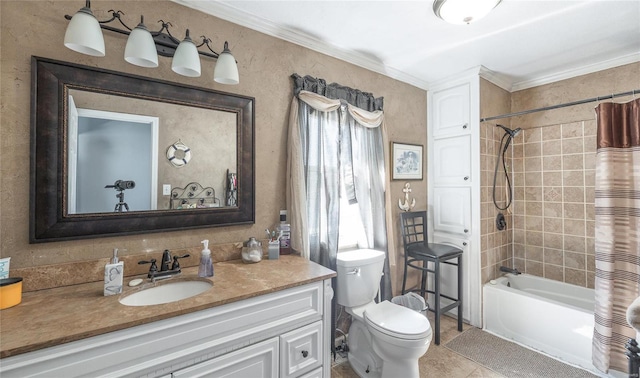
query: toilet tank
[{"left": 336, "top": 249, "right": 385, "bottom": 307}]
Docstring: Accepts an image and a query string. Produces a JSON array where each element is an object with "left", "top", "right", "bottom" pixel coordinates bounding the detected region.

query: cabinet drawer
[
  {"left": 280, "top": 321, "right": 322, "bottom": 378},
  {"left": 172, "top": 338, "right": 278, "bottom": 378},
  {"left": 297, "top": 366, "right": 322, "bottom": 378}
]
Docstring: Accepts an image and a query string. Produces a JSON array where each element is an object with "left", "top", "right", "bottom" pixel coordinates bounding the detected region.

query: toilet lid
[{"left": 364, "top": 301, "right": 431, "bottom": 340}]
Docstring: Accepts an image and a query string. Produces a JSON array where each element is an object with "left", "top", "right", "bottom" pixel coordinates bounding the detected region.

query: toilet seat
[{"left": 364, "top": 300, "right": 432, "bottom": 340}]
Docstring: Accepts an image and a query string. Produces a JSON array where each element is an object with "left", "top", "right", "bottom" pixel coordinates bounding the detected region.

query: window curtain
[
  {"left": 592, "top": 98, "right": 640, "bottom": 373},
  {"left": 286, "top": 74, "right": 396, "bottom": 354}
]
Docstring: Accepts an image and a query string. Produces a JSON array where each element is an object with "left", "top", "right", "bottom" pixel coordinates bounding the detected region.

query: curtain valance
[
  {"left": 292, "top": 74, "right": 384, "bottom": 112},
  {"left": 298, "top": 90, "right": 385, "bottom": 128}
]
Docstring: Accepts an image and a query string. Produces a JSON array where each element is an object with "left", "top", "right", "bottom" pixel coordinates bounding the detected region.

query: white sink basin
[{"left": 119, "top": 279, "right": 212, "bottom": 306}]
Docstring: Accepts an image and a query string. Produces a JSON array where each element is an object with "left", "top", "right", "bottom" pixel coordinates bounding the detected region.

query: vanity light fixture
[
  {"left": 433, "top": 0, "right": 502, "bottom": 25},
  {"left": 64, "top": 0, "right": 239, "bottom": 84}
]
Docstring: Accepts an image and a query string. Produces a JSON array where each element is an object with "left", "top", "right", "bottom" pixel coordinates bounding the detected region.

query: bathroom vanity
[{"left": 0, "top": 256, "right": 335, "bottom": 378}]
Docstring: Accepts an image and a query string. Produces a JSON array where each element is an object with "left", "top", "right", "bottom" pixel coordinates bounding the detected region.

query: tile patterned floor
[{"left": 331, "top": 313, "right": 505, "bottom": 378}]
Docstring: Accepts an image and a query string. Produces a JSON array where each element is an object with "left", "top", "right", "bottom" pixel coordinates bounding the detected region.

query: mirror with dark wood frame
[{"left": 30, "top": 56, "right": 255, "bottom": 243}]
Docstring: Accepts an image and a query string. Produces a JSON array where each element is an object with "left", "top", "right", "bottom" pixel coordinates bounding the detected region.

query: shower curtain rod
[{"left": 480, "top": 88, "right": 639, "bottom": 123}]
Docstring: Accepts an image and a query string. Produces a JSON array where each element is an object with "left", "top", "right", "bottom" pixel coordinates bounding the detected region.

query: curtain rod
[{"left": 480, "top": 89, "right": 639, "bottom": 123}]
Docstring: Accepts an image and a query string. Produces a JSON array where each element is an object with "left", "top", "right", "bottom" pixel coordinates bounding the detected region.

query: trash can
[{"left": 391, "top": 292, "right": 428, "bottom": 317}]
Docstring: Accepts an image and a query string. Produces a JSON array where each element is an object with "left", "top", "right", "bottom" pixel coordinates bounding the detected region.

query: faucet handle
[
  {"left": 171, "top": 254, "right": 190, "bottom": 270},
  {"left": 138, "top": 258, "right": 158, "bottom": 278}
]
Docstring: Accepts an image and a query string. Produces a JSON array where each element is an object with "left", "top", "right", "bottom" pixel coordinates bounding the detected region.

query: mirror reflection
[{"left": 67, "top": 89, "right": 237, "bottom": 215}]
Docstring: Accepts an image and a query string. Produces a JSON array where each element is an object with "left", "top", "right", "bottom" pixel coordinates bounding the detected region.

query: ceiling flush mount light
[
  {"left": 433, "top": 0, "right": 502, "bottom": 25},
  {"left": 64, "top": 0, "right": 239, "bottom": 84}
]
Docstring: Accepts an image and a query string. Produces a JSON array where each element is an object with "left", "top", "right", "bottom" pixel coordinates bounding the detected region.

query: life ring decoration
[{"left": 166, "top": 140, "right": 192, "bottom": 168}]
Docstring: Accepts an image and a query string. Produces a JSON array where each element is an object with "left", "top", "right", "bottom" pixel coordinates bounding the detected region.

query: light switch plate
[{"left": 163, "top": 184, "right": 171, "bottom": 196}]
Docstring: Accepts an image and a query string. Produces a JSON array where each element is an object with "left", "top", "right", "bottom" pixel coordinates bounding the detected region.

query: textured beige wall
[
  {"left": 0, "top": 0, "right": 427, "bottom": 288},
  {"left": 479, "top": 79, "right": 512, "bottom": 283}
]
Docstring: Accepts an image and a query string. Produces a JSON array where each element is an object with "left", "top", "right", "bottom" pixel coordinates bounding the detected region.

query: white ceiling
[{"left": 175, "top": 0, "right": 640, "bottom": 91}]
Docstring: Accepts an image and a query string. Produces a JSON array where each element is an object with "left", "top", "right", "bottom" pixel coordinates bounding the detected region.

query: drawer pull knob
[
  {"left": 463, "top": 242, "right": 468, "bottom": 246},
  {"left": 462, "top": 124, "right": 468, "bottom": 129},
  {"left": 464, "top": 176, "right": 469, "bottom": 181},
  {"left": 301, "top": 350, "right": 309, "bottom": 358},
  {"left": 464, "top": 229, "right": 469, "bottom": 233}
]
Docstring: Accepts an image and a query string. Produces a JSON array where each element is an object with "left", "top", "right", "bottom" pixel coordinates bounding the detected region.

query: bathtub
[{"left": 483, "top": 274, "right": 596, "bottom": 372}]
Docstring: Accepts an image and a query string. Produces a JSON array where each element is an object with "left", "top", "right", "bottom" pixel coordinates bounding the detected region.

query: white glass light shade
[
  {"left": 64, "top": 7, "right": 105, "bottom": 56},
  {"left": 433, "top": 0, "right": 502, "bottom": 25},
  {"left": 213, "top": 42, "right": 239, "bottom": 85},
  {"left": 171, "top": 31, "right": 201, "bottom": 77},
  {"left": 124, "top": 20, "right": 158, "bottom": 68}
]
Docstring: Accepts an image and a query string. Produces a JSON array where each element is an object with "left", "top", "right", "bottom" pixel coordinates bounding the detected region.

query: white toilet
[{"left": 336, "top": 249, "right": 432, "bottom": 378}]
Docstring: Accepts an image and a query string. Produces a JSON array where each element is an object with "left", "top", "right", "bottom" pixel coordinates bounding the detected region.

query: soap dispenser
[
  {"left": 198, "top": 240, "right": 214, "bottom": 277},
  {"left": 104, "top": 248, "right": 124, "bottom": 296}
]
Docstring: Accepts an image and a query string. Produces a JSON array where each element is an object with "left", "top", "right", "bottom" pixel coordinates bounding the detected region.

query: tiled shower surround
[
  {"left": 511, "top": 120, "right": 596, "bottom": 288},
  {"left": 480, "top": 123, "right": 513, "bottom": 283}
]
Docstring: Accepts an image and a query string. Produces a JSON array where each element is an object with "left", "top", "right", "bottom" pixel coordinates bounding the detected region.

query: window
[{"left": 338, "top": 181, "right": 367, "bottom": 251}]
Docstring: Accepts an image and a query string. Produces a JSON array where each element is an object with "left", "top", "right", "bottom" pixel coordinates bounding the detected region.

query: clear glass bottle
[{"left": 242, "top": 237, "right": 262, "bottom": 263}]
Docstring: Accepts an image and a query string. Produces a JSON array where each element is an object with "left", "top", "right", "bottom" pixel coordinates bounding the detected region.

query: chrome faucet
[{"left": 139, "top": 250, "right": 190, "bottom": 280}]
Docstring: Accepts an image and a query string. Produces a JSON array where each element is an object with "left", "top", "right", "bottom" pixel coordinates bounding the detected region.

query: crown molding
[
  {"left": 478, "top": 67, "right": 513, "bottom": 92},
  {"left": 172, "top": 0, "right": 431, "bottom": 90},
  {"left": 511, "top": 52, "right": 640, "bottom": 92}
]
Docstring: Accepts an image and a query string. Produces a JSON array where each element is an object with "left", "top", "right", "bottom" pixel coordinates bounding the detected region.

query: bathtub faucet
[{"left": 499, "top": 266, "right": 521, "bottom": 275}]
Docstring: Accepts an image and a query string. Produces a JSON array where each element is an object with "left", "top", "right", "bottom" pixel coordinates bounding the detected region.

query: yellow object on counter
[{"left": 0, "top": 277, "right": 23, "bottom": 309}]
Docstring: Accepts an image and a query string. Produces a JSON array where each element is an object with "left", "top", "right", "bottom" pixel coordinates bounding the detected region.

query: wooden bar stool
[{"left": 400, "top": 210, "right": 463, "bottom": 345}]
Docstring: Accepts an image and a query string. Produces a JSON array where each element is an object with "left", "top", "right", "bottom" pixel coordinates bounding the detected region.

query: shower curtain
[{"left": 592, "top": 98, "right": 640, "bottom": 373}]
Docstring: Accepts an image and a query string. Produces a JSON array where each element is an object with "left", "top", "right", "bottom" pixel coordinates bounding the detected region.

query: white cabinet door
[
  {"left": 432, "top": 134, "right": 471, "bottom": 184},
  {"left": 433, "top": 187, "right": 471, "bottom": 237},
  {"left": 172, "top": 338, "right": 279, "bottom": 378},
  {"left": 432, "top": 83, "right": 470, "bottom": 138},
  {"left": 429, "top": 234, "right": 470, "bottom": 322}
]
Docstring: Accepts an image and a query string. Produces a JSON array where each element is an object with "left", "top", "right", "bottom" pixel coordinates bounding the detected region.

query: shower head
[
  {"left": 496, "top": 124, "right": 522, "bottom": 138},
  {"left": 497, "top": 124, "right": 522, "bottom": 152}
]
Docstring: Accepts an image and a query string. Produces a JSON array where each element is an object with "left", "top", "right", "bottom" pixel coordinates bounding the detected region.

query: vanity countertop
[{"left": 0, "top": 255, "right": 335, "bottom": 359}]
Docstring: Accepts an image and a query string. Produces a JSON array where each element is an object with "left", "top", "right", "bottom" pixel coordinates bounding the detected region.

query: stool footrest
[
  {"left": 440, "top": 300, "right": 461, "bottom": 313},
  {"left": 418, "top": 290, "right": 459, "bottom": 304}
]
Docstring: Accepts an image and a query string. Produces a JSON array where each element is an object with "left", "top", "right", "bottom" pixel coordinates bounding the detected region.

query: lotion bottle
[
  {"left": 198, "top": 240, "right": 214, "bottom": 277},
  {"left": 104, "top": 248, "right": 124, "bottom": 296}
]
